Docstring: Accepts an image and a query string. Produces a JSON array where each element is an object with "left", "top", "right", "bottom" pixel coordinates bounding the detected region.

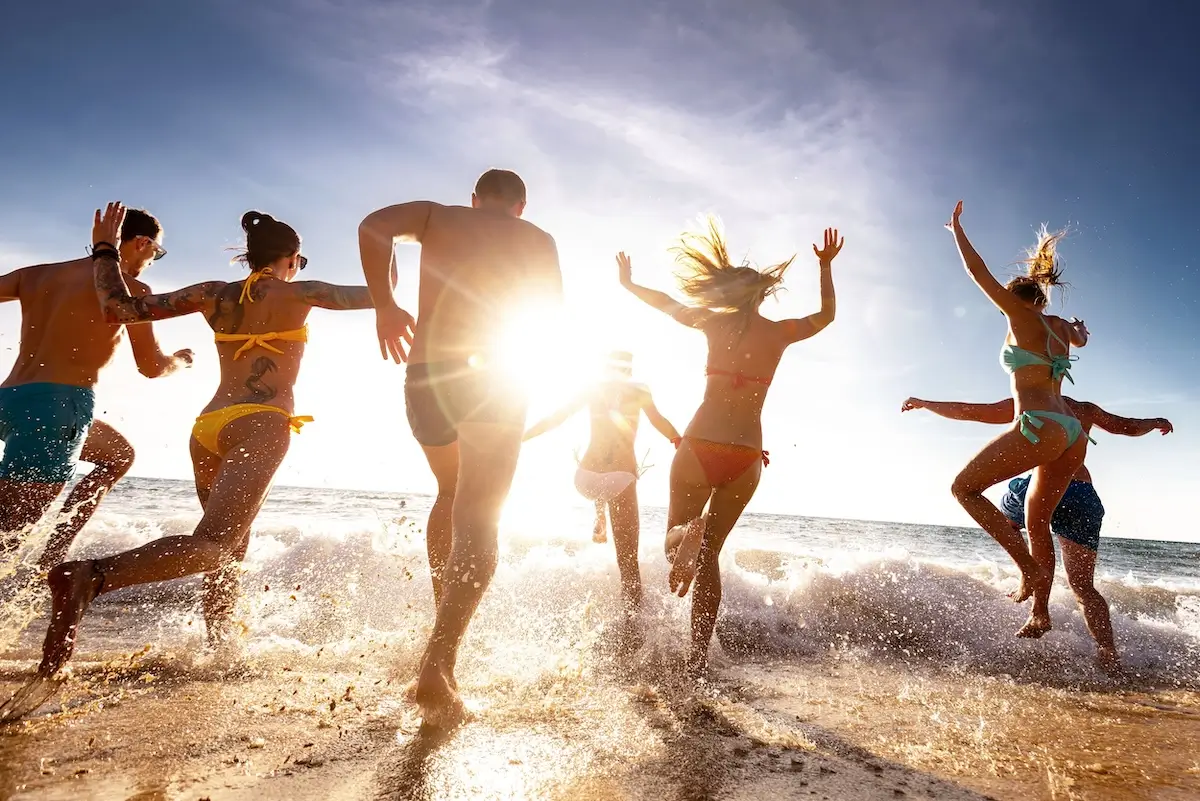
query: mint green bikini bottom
[{"left": 1017, "top": 411, "right": 1097, "bottom": 448}]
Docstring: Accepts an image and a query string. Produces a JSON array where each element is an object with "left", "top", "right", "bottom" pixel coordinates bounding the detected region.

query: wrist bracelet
[{"left": 91, "top": 248, "right": 119, "bottom": 262}]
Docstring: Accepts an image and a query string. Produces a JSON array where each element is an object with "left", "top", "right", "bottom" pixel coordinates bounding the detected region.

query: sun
[{"left": 493, "top": 297, "right": 606, "bottom": 406}]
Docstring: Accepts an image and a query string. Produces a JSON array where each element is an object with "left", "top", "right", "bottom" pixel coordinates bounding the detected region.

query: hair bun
[{"left": 241, "top": 211, "right": 274, "bottom": 232}]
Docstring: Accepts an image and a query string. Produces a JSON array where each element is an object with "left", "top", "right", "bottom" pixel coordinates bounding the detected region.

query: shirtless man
[
  {"left": 523, "top": 351, "right": 680, "bottom": 642},
  {"left": 359, "top": 169, "right": 563, "bottom": 724},
  {"left": 902, "top": 394, "right": 1173, "bottom": 669},
  {"left": 0, "top": 208, "right": 191, "bottom": 568}
]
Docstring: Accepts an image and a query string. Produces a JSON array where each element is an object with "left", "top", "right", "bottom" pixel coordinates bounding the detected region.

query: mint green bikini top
[{"left": 1000, "top": 316, "right": 1077, "bottom": 384}]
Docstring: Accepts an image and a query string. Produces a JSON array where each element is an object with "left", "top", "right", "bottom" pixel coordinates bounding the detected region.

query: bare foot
[
  {"left": 1009, "top": 565, "right": 1052, "bottom": 604},
  {"left": 684, "top": 648, "right": 708, "bottom": 680},
  {"left": 38, "top": 561, "right": 104, "bottom": 676},
  {"left": 666, "top": 519, "right": 704, "bottom": 598},
  {"left": 593, "top": 511, "right": 608, "bottom": 544},
  {"left": 1015, "top": 611, "right": 1052, "bottom": 639},
  {"left": 0, "top": 675, "right": 65, "bottom": 722},
  {"left": 1097, "top": 647, "right": 1121, "bottom": 674},
  {"left": 410, "top": 661, "right": 469, "bottom": 729}
]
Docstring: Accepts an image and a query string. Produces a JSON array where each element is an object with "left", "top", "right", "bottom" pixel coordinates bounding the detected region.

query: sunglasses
[
  {"left": 297, "top": 254, "right": 308, "bottom": 271},
  {"left": 140, "top": 236, "right": 167, "bottom": 261}
]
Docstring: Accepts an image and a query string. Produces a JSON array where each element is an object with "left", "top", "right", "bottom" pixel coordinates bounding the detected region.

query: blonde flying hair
[
  {"left": 672, "top": 215, "right": 794, "bottom": 315},
  {"left": 1007, "top": 223, "right": 1069, "bottom": 306}
]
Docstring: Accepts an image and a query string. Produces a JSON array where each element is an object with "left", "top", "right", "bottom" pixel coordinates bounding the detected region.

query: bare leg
[
  {"left": 664, "top": 442, "right": 715, "bottom": 598},
  {"left": 951, "top": 425, "right": 1067, "bottom": 624},
  {"left": 0, "top": 480, "right": 65, "bottom": 554},
  {"left": 38, "top": 421, "right": 135, "bottom": 570},
  {"left": 1061, "top": 538, "right": 1116, "bottom": 668},
  {"left": 190, "top": 435, "right": 238, "bottom": 641},
  {"left": 608, "top": 483, "right": 642, "bottom": 617},
  {"left": 687, "top": 464, "right": 760, "bottom": 677},
  {"left": 607, "top": 482, "right": 643, "bottom": 656},
  {"left": 37, "top": 414, "right": 291, "bottom": 675},
  {"left": 418, "top": 442, "right": 458, "bottom": 606},
  {"left": 592, "top": 499, "right": 608, "bottom": 544},
  {"left": 412, "top": 420, "right": 522, "bottom": 726},
  {"left": 1019, "top": 443, "right": 1087, "bottom": 638}
]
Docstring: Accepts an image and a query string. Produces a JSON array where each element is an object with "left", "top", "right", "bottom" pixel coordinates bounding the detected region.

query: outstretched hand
[
  {"left": 376, "top": 304, "right": 416, "bottom": 364},
  {"left": 944, "top": 200, "right": 964, "bottom": 232},
  {"left": 93, "top": 202, "right": 126, "bottom": 248},
  {"left": 813, "top": 228, "right": 844, "bottom": 263},
  {"left": 901, "top": 397, "right": 926, "bottom": 412},
  {"left": 616, "top": 252, "right": 633, "bottom": 287},
  {"left": 1156, "top": 419, "right": 1174, "bottom": 435},
  {"left": 173, "top": 349, "right": 195, "bottom": 368}
]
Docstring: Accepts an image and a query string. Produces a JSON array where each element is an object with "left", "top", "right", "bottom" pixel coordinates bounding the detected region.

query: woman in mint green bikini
[{"left": 946, "top": 201, "right": 1090, "bottom": 640}]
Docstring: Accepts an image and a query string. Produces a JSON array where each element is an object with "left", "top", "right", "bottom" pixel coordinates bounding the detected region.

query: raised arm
[
  {"left": 1082, "top": 402, "right": 1173, "bottom": 437},
  {"left": 522, "top": 393, "right": 589, "bottom": 441},
  {"left": 641, "top": 392, "right": 681, "bottom": 443},
  {"left": 946, "top": 201, "right": 1026, "bottom": 317},
  {"left": 901, "top": 397, "right": 1015, "bottom": 424},
  {"left": 91, "top": 203, "right": 222, "bottom": 324},
  {"left": 357, "top": 202, "right": 423, "bottom": 363},
  {"left": 292, "top": 281, "right": 374, "bottom": 311},
  {"left": 358, "top": 201, "right": 432, "bottom": 309},
  {"left": 780, "top": 228, "right": 843, "bottom": 344},
  {"left": 616, "top": 251, "right": 713, "bottom": 329}
]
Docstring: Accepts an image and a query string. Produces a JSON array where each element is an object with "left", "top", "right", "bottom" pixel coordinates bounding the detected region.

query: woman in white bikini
[{"left": 523, "top": 351, "right": 679, "bottom": 638}]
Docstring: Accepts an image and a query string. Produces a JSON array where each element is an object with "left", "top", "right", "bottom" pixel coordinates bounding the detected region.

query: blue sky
[{"left": 1, "top": 0, "right": 1196, "bottom": 540}]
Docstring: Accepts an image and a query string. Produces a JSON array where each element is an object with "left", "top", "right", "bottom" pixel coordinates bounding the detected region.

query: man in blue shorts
[
  {"left": 0, "top": 208, "right": 192, "bottom": 567},
  {"left": 902, "top": 395, "right": 1173, "bottom": 670}
]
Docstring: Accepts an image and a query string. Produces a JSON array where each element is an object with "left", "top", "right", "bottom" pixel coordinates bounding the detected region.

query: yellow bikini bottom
[{"left": 192, "top": 404, "right": 313, "bottom": 455}]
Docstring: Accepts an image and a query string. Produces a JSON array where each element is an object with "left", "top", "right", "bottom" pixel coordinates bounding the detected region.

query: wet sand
[{"left": 4, "top": 641, "right": 1196, "bottom": 800}]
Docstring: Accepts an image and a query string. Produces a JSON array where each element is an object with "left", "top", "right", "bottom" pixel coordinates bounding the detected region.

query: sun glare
[{"left": 495, "top": 298, "right": 607, "bottom": 406}]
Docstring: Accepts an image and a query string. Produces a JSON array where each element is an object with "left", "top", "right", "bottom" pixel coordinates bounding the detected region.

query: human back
[
  {"left": 410, "top": 202, "right": 559, "bottom": 365},
  {"left": 580, "top": 380, "right": 648, "bottom": 472},
  {"left": 201, "top": 274, "right": 312, "bottom": 416},
  {"left": 688, "top": 312, "right": 791, "bottom": 448},
  {"left": 1, "top": 259, "right": 128, "bottom": 388}
]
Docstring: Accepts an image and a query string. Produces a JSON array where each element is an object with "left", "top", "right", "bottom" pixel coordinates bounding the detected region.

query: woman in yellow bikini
[
  {"left": 945, "top": 200, "right": 1090, "bottom": 640},
  {"left": 32, "top": 203, "right": 383, "bottom": 678},
  {"left": 617, "top": 218, "right": 843, "bottom": 675}
]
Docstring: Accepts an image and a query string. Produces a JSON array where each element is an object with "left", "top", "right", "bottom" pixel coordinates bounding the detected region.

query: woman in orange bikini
[
  {"left": 617, "top": 218, "right": 843, "bottom": 675},
  {"left": 30, "top": 203, "right": 384, "bottom": 679}
]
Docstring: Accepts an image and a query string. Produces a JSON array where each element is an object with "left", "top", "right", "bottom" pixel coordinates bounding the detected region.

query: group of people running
[{"left": 0, "top": 170, "right": 1172, "bottom": 724}]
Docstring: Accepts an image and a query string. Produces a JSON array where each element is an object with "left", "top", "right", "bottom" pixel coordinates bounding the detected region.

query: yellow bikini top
[{"left": 215, "top": 268, "right": 309, "bottom": 360}]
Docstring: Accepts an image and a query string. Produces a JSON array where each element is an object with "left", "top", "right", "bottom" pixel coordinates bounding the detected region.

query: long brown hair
[{"left": 672, "top": 215, "right": 793, "bottom": 315}]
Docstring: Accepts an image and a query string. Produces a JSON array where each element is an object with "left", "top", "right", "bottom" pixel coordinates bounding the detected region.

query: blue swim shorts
[
  {"left": 1000, "top": 475, "right": 1105, "bottom": 552},
  {"left": 0, "top": 382, "right": 95, "bottom": 483}
]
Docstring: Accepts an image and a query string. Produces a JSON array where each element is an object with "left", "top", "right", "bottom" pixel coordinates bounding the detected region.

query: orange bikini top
[{"left": 705, "top": 367, "right": 771, "bottom": 389}]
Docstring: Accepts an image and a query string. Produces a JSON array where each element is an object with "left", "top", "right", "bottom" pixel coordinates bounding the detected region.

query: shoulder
[{"left": 124, "top": 275, "right": 152, "bottom": 296}]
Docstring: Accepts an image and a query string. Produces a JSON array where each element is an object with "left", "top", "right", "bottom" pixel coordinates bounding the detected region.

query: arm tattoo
[
  {"left": 94, "top": 254, "right": 217, "bottom": 323},
  {"left": 245, "top": 357, "right": 278, "bottom": 401},
  {"left": 299, "top": 282, "right": 374, "bottom": 311}
]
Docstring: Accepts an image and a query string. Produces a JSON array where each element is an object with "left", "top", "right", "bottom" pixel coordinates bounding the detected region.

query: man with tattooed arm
[{"left": 0, "top": 208, "right": 191, "bottom": 570}]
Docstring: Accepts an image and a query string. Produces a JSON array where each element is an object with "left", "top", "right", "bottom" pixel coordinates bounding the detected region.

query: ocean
[{"left": 1, "top": 476, "right": 1198, "bottom": 800}]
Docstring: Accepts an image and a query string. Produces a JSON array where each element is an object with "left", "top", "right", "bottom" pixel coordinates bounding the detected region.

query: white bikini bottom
[{"left": 573, "top": 467, "right": 637, "bottom": 502}]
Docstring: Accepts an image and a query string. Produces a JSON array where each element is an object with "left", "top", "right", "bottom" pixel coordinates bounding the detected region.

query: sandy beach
[{"left": 3, "top": 639, "right": 1197, "bottom": 800}]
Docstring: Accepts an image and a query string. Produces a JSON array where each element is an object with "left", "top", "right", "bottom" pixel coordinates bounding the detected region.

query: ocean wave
[{"left": 3, "top": 505, "right": 1196, "bottom": 693}]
